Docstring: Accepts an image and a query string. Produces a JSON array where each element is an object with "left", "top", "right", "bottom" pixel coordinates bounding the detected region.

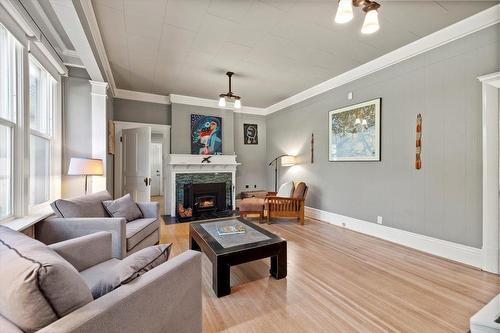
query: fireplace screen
[{"left": 196, "top": 195, "right": 216, "bottom": 209}]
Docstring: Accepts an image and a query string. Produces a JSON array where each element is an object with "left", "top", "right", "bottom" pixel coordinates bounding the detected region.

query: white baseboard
[{"left": 305, "top": 206, "right": 483, "bottom": 269}]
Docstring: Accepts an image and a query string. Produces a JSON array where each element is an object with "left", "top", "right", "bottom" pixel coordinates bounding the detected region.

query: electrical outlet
[
  {"left": 348, "top": 92, "right": 353, "bottom": 100},
  {"left": 377, "top": 216, "right": 383, "bottom": 224}
]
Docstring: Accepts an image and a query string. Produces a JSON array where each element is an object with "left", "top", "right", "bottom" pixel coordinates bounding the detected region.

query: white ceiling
[{"left": 91, "top": 0, "right": 497, "bottom": 108}]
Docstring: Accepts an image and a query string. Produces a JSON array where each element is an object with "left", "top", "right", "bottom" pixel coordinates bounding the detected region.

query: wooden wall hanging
[
  {"left": 311, "top": 133, "right": 314, "bottom": 163},
  {"left": 415, "top": 114, "right": 422, "bottom": 169}
]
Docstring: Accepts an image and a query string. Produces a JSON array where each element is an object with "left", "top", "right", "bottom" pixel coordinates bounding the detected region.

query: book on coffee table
[{"left": 217, "top": 224, "right": 246, "bottom": 236}]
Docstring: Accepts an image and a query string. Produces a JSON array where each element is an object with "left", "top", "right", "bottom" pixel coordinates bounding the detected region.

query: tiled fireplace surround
[{"left": 167, "top": 154, "right": 239, "bottom": 217}]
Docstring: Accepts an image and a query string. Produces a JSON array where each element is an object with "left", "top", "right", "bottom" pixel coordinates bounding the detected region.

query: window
[
  {"left": 0, "top": 22, "right": 61, "bottom": 222},
  {"left": 29, "top": 58, "right": 56, "bottom": 208},
  {"left": 0, "top": 24, "right": 19, "bottom": 220}
]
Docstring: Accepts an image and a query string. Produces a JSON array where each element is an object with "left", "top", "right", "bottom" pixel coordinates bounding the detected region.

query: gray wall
[
  {"left": 234, "top": 113, "right": 267, "bottom": 194},
  {"left": 61, "top": 76, "right": 92, "bottom": 198},
  {"left": 114, "top": 98, "right": 171, "bottom": 125},
  {"left": 266, "top": 25, "right": 499, "bottom": 248},
  {"left": 171, "top": 103, "right": 234, "bottom": 154}
]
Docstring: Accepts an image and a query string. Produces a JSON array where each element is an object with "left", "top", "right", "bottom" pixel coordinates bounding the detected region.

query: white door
[
  {"left": 122, "top": 127, "right": 151, "bottom": 202},
  {"left": 150, "top": 143, "right": 162, "bottom": 196}
]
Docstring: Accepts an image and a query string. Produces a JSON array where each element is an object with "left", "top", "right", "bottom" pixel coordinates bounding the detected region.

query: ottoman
[{"left": 238, "top": 197, "right": 265, "bottom": 222}]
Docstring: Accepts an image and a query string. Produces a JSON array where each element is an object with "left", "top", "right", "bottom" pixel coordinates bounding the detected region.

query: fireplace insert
[{"left": 183, "top": 182, "right": 227, "bottom": 216}]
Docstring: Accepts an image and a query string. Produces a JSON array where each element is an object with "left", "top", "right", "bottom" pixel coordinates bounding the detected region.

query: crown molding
[
  {"left": 169, "top": 94, "right": 267, "bottom": 115},
  {"left": 264, "top": 4, "right": 500, "bottom": 115},
  {"left": 115, "top": 89, "right": 171, "bottom": 105}
]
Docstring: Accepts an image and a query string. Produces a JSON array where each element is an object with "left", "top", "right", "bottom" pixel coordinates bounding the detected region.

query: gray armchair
[
  {"left": 36, "top": 191, "right": 160, "bottom": 259},
  {"left": 0, "top": 228, "right": 202, "bottom": 333}
]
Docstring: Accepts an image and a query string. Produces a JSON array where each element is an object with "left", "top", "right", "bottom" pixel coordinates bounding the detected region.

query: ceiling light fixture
[
  {"left": 333, "top": 0, "right": 381, "bottom": 34},
  {"left": 334, "top": 0, "right": 353, "bottom": 24},
  {"left": 218, "top": 71, "right": 242, "bottom": 109}
]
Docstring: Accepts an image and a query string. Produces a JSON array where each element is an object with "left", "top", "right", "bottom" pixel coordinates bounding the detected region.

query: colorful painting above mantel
[
  {"left": 328, "top": 98, "right": 381, "bottom": 161},
  {"left": 191, "top": 114, "right": 222, "bottom": 155}
]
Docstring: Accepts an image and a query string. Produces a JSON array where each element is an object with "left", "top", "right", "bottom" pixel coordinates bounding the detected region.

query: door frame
[
  {"left": 114, "top": 121, "right": 170, "bottom": 202},
  {"left": 478, "top": 72, "right": 500, "bottom": 274},
  {"left": 150, "top": 142, "right": 163, "bottom": 196}
]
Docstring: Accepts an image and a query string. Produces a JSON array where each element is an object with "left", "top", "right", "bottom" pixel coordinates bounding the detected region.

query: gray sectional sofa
[
  {"left": 0, "top": 226, "right": 202, "bottom": 333},
  {"left": 36, "top": 191, "right": 160, "bottom": 259}
]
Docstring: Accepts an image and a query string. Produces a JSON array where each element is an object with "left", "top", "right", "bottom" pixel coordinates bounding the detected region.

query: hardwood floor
[{"left": 154, "top": 199, "right": 499, "bottom": 332}]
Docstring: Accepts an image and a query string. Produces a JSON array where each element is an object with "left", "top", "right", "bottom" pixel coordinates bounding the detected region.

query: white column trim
[
  {"left": 478, "top": 72, "right": 500, "bottom": 274},
  {"left": 89, "top": 80, "right": 108, "bottom": 193}
]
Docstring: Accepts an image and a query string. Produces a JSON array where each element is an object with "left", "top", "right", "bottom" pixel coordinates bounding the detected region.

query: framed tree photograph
[
  {"left": 328, "top": 98, "right": 381, "bottom": 161},
  {"left": 243, "top": 123, "right": 258, "bottom": 144}
]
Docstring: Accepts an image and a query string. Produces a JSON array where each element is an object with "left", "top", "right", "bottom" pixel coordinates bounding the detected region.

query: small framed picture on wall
[{"left": 243, "top": 124, "right": 258, "bottom": 144}]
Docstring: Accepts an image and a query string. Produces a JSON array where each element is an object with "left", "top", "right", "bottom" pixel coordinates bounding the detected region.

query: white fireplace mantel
[{"left": 166, "top": 154, "right": 240, "bottom": 216}]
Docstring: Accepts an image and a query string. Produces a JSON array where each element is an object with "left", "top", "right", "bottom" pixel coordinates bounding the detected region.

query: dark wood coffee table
[{"left": 189, "top": 218, "right": 287, "bottom": 297}]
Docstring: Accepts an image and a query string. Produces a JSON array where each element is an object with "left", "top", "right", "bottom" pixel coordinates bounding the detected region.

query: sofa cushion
[
  {"left": 80, "top": 258, "right": 120, "bottom": 299},
  {"left": 126, "top": 218, "right": 160, "bottom": 251},
  {"left": 102, "top": 193, "right": 143, "bottom": 222},
  {"left": 277, "top": 181, "right": 294, "bottom": 198},
  {"left": 239, "top": 198, "right": 265, "bottom": 212},
  {"left": 51, "top": 191, "right": 112, "bottom": 218},
  {"left": 0, "top": 226, "right": 93, "bottom": 332}
]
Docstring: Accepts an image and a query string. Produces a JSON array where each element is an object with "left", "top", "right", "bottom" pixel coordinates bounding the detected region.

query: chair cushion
[
  {"left": 277, "top": 181, "right": 294, "bottom": 198},
  {"left": 80, "top": 258, "right": 120, "bottom": 299},
  {"left": 102, "top": 193, "right": 143, "bottom": 222},
  {"left": 50, "top": 191, "right": 112, "bottom": 218},
  {"left": 292, "top": 182, "right": 307, "bottom": 199},
  {"left": 126, "top": 218, "right": 160, "bottom": 251},
  {"left": 0, "top": 226, "right": 93, "bottom": 332},
  {"left": 239, "top": 198, "right": 265, "bottom": 212}
]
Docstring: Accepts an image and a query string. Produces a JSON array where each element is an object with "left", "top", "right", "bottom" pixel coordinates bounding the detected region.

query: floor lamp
[
  {"left": 68, "top": 158, "right": 104, "bottom": 195},
  {"left": 268, "top": 155, "right": 295, "bottom": 192}
]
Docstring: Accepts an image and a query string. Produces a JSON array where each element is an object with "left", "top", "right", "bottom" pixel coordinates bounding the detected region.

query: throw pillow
[
  {"left": 90, "top": 243, "right": 172, "bottom": 299},
  {"left": 277, "top": 181, "right": 294, "bottom": 198},
  {"left": 102, "top": 193, "right": 143, "bottom": 222}
]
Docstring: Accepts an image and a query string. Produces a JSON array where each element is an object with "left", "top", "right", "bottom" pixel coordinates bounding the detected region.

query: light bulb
[
  {"left": 355, "top": 118, "right": 361, "bottom": 125},
  {"left": 234, "top": 99, "right": 241, "bottom": 109},
  {"left": 218, "top": 96, "right": 226, "bottom": 107},
  {"left": 334, "top": 0, "right": 353, "bottom": 24},
  {"left": 361, "top": 9, "right": 379, "bottom": 34},
  {"left": 362, "top": 119, "right": 368, "bottom": 126}
]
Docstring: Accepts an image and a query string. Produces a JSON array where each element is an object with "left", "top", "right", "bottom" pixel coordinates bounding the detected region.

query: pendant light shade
[
  {"left": 234, "top": 98, "right": 241, "bottom": 109},
  {"left": 361, "top": 8, "right": 379, "bottom": 34},
  {"left": 335, "top": 0, "right": 353, "bottom": 24},
  {"left": 218, "top": 96, "right": 226, "bottom": 107}
]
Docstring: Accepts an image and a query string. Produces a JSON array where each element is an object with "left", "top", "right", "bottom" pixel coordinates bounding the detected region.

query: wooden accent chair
[
  {"left": 266, "top": 182, "right": 308, "bottom": 225},
  {"left": 238, "top": 182, "right": 308, "bottom": 225}
]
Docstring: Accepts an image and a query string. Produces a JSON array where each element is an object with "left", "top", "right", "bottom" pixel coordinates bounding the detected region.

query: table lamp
[{"left": 68, "top": 158, "right": 104, "bottom": 195}]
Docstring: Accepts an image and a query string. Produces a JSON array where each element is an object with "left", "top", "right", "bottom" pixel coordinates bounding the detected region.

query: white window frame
[
  {"left": 0, "top": 20, "right": 62, "bottom": 223},
  {"left": 28, "top": 55, "right": 59, "bottom": 214}
]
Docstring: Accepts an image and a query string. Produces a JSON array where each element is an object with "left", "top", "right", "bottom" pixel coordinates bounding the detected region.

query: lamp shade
[
  {"left": 68, "top": 158, "right": 104, "bottom": 176},
  {"left": 281, "top": 155, "right": 296, "bottom": 167}
]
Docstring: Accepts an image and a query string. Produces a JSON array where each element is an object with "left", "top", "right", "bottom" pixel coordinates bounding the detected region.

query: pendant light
[
  {"left": 218, "top": 72, "right": 242, "bottom": 109},
  {"left": 333, "top": 0, "right": 381, "bottom": 34},
  {"left": 361, "top": 1, "right": 380, "bottom": 34},
  {"left": 334, "top": 0, "right": 353, "bottom": 24}
]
